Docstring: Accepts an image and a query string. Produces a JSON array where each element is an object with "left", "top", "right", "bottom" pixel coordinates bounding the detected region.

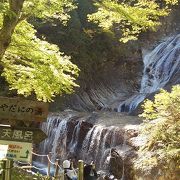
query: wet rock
[
  {"left": 67, "top": 120, "right": 93, "bottom": 158},
  {"left": 109, "top": 148, "right": 124, "bottom": 179},
  {"left": 105, "top": 148, "right": 137, "bottom": 180}
]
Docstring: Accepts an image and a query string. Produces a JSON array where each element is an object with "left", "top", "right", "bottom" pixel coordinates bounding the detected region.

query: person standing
[
  {"left": 63, "top": 160, "right": 77, "bottom": 180},
  {"left": 84, "top": 164, "right": 98, "bottom": 180}
]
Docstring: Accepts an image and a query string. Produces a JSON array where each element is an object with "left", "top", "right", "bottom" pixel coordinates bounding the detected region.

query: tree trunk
[{"left": 0, "top": 0, "right": 25, "bottom": 61}]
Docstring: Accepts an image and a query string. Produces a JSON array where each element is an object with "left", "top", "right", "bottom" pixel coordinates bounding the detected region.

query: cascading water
[
  {"left": 37, "top": 111, "right": 140, "bottom": 179},
  {"left": 38, "top": 112, "right": 78, "bottom": 163},
  {"left": 51, "top": 120, "right": 67, "bottom": 161},
  {"left": 119, "top": 34, "right": 180, "bottom": 112},
  {"left": 141, "top": 35, "right": 180, "bottom": 93},
  {"left": 81, "top": 125, "right": 124, "bottom": 169},
  {"left": 81, "top": 124, "right": 133, "bottom": 179},
  {"left": 37, "top": 111, "right": 93, "bottom": 164},
  {"left": 68, "top": 122, "right": 81, "bottom": 154}
]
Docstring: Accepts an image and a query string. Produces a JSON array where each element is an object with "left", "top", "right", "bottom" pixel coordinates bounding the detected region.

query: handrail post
[
  {"left": 78, "top": 160, "right": 84, "bottom": 180},
  {"left": 5, "top": 159, "right": 13, "bottom": 180},
  {"left": 54, "top": 159, "right": 60, "bottom": 179},
  {"left": 1, "top": 160, "right": 6, "bottom": 180},
  {"left": 47, "top": 152, "right": 52, "bottom": 177},
  {"left": 29, "top": 147, "right": 33, "bottom": 172},
  {"left": 59, "top": 169, "right": 64, "bottom": 180}
]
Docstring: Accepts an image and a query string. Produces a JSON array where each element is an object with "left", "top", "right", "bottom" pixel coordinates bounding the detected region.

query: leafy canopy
[
  {"left": 88, "top": 0, "right": 178, "bottom": 43},
  {"left": 0, "top": 0, "right": 79, "bottom": 102},
  {"left": 0, "top": 0, "right": 75, "bottom": 23},
  {"left": 135, "top": 85, "right": 180, "bottom": 176}
]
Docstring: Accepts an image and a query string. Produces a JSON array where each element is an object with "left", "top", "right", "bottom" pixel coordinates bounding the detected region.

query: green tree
[
  {"left": 0, "top": 0, "right": 79, "bottom": 102},
  {"left": 88, "top": 0, "right": 178, "bottom": 42},
  {"left": 135, "top": 85, "right": 180, "bottom": 178}
]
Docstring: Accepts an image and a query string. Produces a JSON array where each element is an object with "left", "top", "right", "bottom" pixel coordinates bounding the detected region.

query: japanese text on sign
[
  {"left": 0, "top": 104, "right": 33, "bottom": 114},
  {"left": 0, "top": 128, "right": 33, "bottom": 142},
  {"left": 0, "top": 141, "right": 32, "bottom": 162},
  {"left": 0, "top": 96, "right": 49, "bottom": 122}
]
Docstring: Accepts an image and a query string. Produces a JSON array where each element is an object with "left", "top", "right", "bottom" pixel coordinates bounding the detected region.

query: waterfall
[
  {"left": 81, "top": 125, "right": 131, "bottom": 170},
  {"left": 34, "top": 33, "right": 180, "bottom": 178},
  {"left": 141, "top": 35, "right": 180, "bottom": 93},
  {"left": 38, "top": 112, "right": 80, "bottom": 163},
  {"left": 38, "top": 111, "right": 139, "bottom": 178},
  {"left": 51, "top": 120, "right": 67, "bottom": 161},
  {"left": 68, "top": 121, "right": 81, "bottom": 155},
  {"left": 119, "top": 34, "right": 180, "bottom": 112},
  {"left": 38, "top": 116, "right": 63, "bottom": 164}
]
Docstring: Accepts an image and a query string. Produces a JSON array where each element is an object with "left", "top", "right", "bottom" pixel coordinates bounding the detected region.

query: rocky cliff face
[
  {"left": 36, "top": 2, "right": 180, "bottom": 180},
  {"left": 36, "top": 3, "right": 180, "bottom": 113}
]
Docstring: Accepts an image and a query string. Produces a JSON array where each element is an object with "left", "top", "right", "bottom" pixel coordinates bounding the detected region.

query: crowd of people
[{"left": 62, "top": 160, "right": 98, "bottom": 180}]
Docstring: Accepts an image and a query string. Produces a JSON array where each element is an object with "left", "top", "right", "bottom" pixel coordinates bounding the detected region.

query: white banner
[{"left": 0, "top": 140, "right": 32, "bottom": 162}]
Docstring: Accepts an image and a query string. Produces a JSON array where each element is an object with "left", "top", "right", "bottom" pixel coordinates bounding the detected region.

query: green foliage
[
  {"left": 0, "top": 0, "right": 75, "bottom": 23},
  {"left": 2, "top": 20, "right": 79, "bottom": 102},
  {"left": 88, "top": 0, "right": 178, "bottom": 43},
  {"left": 38, "top": 1, "right": 128, "bottom": 82},
  {"left": 22, "top": 0, "right": 75, "bottom": 24},
  {"left": 140, "top": 85, "right": 180, "bottom": 121},
  {"left": 135, "top": 85, "right": 180, "bottom": 176},
  {"left": 9, "top": 167, "right": 50, "bottom": 180},
  {"left": 0, "top": 0, "right": 79, "bottom": 102}
]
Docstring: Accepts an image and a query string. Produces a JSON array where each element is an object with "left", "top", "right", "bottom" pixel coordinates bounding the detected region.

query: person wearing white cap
[
  {"left": 63, "top": 160, "right": 77, "bottom": 180},
  {"left": 63, "top": 160, "right": 71, "bottom": 169}
]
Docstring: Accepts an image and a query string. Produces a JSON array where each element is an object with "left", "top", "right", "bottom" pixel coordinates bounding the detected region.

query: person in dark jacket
[{"left": 84, "top": 164, "right": 98, "bottom": 180}]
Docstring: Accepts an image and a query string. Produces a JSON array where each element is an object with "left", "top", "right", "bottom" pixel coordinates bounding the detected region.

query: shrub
[{"left": 135, "top": 85, "right": 180, "bottom": 178}]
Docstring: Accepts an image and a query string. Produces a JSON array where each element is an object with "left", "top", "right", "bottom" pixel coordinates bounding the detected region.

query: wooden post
[
  {"left": 47, "top": 152, "right": 52, "bottom": 177},
  {"left": 29, "top": 147, "right": 33, "bottom": 172},
  {"left": 59, "top": 169, "right": 64, "bottom": 180},
  {"left": 54, "top": 159, "right": 60, "bottom": 179},
  {"left": 4, "top": 159, "right": 13, "bottom": 180},
  {"left": 78, "top": 160, "right": 84, "bottom": 180},
  {"left": 1, "top": 160, "right": 6, "bottom": 180}
]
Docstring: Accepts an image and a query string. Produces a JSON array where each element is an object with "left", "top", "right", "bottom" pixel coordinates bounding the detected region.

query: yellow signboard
[
  {"left": 0, "top": 97, "right": 49, "bottom": 122},
  {"left": 0, "top": 140, "right": 32, "bottom": 162}
]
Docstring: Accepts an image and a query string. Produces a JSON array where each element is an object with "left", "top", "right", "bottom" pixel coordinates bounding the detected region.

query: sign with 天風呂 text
[
  {"left": 0, "top": 126, "right": 47, "bottom": 144},
  {"left": 0, "top": 96, "right": 49, "bottom": 122},
  {"left": 0, "top": 140, "right": 32, "bottom": 162}
]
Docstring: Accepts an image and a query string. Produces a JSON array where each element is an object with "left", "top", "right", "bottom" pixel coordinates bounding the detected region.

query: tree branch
[{"left": 0, "top": 0, "right": 25, "bottom": 60}]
